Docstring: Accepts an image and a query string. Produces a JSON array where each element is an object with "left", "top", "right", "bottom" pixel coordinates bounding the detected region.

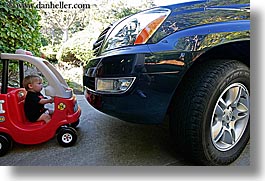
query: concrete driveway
[{"left": 0, "top": 95, "right": 249, "bottom": 166}]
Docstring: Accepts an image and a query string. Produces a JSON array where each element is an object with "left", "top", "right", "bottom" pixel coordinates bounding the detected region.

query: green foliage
[
  {"left": 38, "top": 0, "right": 154, "bottom": 67},
  {"left": 111, "top": 0, "right": 155, "bottom": 20},
  {"left": 0, "top": 0, "right": 42, "bottom": 55},
  {"left": 40, "top": 44, "right": 60, "bottom": 62},
  {"left": 113, "top": 7, "right": 139, "bottom": 19},
  {"left": 56, "top": 31, "right": 94, "bottom": 66}
]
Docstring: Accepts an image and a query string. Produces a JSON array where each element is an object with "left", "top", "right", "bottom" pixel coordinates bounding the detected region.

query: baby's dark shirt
[{"left": 24, "top": 91, "right": 47, "bottom": 122}]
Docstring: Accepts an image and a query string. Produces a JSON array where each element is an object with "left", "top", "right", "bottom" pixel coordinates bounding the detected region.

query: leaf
[{"left": 1, "top": 0, "right": 41, "bottom": 55}]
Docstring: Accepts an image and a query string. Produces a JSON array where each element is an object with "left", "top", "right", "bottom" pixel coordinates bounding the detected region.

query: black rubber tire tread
[
  {"left": 169, "top": 59, "right": 250, "bottom": 165},
  {"left": 0, "top": 134, "right": 11, "bottom": 157},
  {"left": 57, "top": 127, "right": 78, "bottom": 147}
]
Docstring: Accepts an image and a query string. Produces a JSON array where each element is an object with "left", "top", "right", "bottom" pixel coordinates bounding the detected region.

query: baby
[{"left": 23, "top": 75, "right": 53, "bottom": 123}]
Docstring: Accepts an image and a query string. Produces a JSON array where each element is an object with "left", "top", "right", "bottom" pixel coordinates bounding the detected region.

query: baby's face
[{"left": 31, "top": 79, "right": 43, "bottom": 92}]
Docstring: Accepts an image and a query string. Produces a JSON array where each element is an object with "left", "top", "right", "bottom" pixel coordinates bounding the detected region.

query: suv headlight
[
  {"left": 102, "top": 8, "right": 171, "bottom": 52},
  {"left": 95, "top": 77, "right": 136, "bottom": 93}
]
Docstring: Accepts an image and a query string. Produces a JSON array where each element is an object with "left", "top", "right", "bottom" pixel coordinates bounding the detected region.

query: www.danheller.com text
[{"left": 6, "top": 1, "right": 91, "bottom": 9}]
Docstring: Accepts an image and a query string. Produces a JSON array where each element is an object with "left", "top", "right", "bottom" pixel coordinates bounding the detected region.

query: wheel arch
[
  {"left": 0, "top": 128, "right": 13, "bottom": 141},
  {"left": 195, "top": 40, "right": 250, "bottom": 67},
  {"left": 0, "top": 132, "right": 12, "bottom": 140},
  {"left": 166, "top": 40, "right": 250, "bottom": 116}
]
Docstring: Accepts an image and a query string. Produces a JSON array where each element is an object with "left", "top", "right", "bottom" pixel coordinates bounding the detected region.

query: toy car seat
[{"left": 8, "top": 88, "right": 45, "bottom": 126}]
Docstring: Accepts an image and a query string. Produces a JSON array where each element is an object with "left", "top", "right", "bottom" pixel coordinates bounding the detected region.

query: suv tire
[{"left": 170, "top": 59, "right": 250, "bottom": 165}]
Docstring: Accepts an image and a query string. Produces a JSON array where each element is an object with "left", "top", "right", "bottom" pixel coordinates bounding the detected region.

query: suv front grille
[
  {"left": 93, "top": 25, "right": 111, "bottom": 56},
  {"left": 84, "top": 76, "right": 95, "bottom": 91}
]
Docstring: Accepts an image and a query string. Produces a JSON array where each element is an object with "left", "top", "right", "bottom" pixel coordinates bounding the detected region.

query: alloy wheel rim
[{"left": 211, "top": 83, "right": 250, "bottom": 151}]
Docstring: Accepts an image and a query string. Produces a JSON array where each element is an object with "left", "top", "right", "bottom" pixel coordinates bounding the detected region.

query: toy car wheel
[
  {"left": 57, "top": 127, "right": 77, "bottom": 147},
  {"left": 0, "top": 134, "right": 12, "bottom": 157},
  {"left": 170, "top": 59, "right": 250, "bottom": 165}
]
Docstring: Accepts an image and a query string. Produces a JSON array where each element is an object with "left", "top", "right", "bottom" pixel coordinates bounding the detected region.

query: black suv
[{"left": 83, "top": 0, "right": 250, "bottom": 165}]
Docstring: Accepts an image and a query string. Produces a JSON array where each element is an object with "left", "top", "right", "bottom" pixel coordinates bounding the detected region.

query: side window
[
  {"left": 8, "top": 61, "right": 20, "bottom": 88},
  {"left": 0, "top": 61, "right": 20, "bottom": 88},
  {"left": 0, "top": 61, "right": 49, "bottom": 92},
  {"left": 0, "top": 62, "right": 2, "bottom": 90}
]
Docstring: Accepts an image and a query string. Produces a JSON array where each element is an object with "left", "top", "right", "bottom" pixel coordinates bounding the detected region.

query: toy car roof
[{"left": 0, "top": 49, "right": 72, "bottom": 98}]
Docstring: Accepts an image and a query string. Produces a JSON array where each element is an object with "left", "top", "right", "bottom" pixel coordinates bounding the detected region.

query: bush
[
  {"left": 40, "top": 44, "right": 60, "bottom": 62},
  {"left": 0, "top": 0, "right": 42, "bottom": 55},
  {"left": 56, "top": 30, "right": 94, "bottom": 66}
]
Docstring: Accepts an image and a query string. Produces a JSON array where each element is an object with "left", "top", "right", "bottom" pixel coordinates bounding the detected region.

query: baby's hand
[{"left": 49, "top": 97, "right": 54, "bottom": 103}]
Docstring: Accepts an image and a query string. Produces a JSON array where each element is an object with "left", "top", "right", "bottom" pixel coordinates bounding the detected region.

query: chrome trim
[{"left": 142, "top": 71, "right": 180, "bottom": 75}]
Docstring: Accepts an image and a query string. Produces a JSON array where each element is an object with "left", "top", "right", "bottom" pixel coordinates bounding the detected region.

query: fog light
[{"left": 96, "top": 77, "right": 135, "bottom": 93}]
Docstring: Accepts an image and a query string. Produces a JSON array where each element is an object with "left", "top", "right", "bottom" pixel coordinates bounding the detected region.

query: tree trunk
[{"left": 62, "top": 28, "right": 69, "bottom": 43}]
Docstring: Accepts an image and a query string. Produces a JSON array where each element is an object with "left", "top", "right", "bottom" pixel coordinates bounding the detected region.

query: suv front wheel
[{"left": 170, "top": 59, "right": 250, "bottom": 165}]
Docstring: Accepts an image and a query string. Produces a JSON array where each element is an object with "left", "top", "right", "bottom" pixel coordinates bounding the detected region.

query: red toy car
[{"left": 0, "top": 49, "right": 81, "bottom": 156}]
